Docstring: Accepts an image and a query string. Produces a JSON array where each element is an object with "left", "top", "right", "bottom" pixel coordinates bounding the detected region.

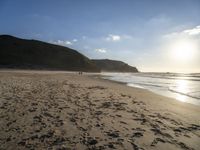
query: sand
[{"left": 0, "top": 70, "right": 200, "bottom": 150}]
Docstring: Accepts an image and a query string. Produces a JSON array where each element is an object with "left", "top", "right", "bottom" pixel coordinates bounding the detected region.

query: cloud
[
  {"left": 183, "top": 26, "right": 200, "bottom": 35},
  {"left": 106, "top": 34, "right": 121, "bottom": 41},
  {"left": 65, "top": 41, "right": 72, "bottom": 45},
  {"left": 73, "top": 39, "right": 78, "bottom": 42},
  {"left": 162, "top": 32, "right": 179, "bottom": 39},
  {"left": 50, "top": 39, "right": 78, "bottom": 46},
  {"left": 57, "top": 40, "right": 72, "bottom": 46},
  {"left": 95, "top": 48, "right": 107, "bottom": 53},
  {"left": 163, "top": 25, "right": 200, "bottom": 38}
]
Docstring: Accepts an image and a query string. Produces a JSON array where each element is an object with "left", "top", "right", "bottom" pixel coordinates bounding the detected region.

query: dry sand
[{"left": 0, "top": 70, "right": 200, "bottom": 150}]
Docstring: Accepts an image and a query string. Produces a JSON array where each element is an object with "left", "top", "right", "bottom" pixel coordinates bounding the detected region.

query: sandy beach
[{"left": 0, "top": 70, "right": 200, "bottom": 150}]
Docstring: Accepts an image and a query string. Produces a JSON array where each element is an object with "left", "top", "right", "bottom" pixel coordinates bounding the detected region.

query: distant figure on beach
[{"left": 78, "top": 71, "right": 83, "bottom": 75}]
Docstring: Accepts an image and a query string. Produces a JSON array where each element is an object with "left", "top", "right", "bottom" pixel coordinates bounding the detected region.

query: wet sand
[{"left": 0, "top": 70, "right": 200, "bottom": 150}]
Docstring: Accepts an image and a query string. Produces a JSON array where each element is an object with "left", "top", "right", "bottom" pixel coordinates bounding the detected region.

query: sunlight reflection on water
[
  {"left": 103, "top": 72, "right": 200, "bottom": 105},
  {"left": 174, "top": 80, "right": 189, "bottom": 102}
]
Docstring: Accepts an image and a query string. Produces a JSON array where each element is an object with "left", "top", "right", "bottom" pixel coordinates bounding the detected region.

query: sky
[{"left": 0, "top": 0, "right": 200, "bottom": 73}]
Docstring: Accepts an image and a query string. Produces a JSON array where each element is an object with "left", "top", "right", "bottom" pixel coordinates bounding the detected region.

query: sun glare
[
  {"left": 170, "top": 39, "right": 197, "bottom": 62},
  {"left": 175, "top": 80, "right": 189, "bottom": 102}
]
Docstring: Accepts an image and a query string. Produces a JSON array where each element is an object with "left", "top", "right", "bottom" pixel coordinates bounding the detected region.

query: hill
[
  {"left": 0, "top": 35, "right": 100, "bottom": 72},
  {"left": 92, "top": 59, "right": 138, "bottom": 72}
]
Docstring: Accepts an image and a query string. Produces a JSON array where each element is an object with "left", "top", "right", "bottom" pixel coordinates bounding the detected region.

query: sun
[{"left": 170, "top": 39, "right": 197, "bottom": 61}]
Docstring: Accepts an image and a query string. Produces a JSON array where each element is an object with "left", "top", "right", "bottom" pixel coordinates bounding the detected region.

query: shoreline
[
  {"left": 0, "top": 70, "right": 200, "bottom": 150},
  {"left": 99, "top": 72, "right": 200, "bottom": 106}
]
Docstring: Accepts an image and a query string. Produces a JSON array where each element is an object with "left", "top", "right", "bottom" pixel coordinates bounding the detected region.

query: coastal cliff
[{"left": 92, "top": 59, "right": 138, "bottom": 72}]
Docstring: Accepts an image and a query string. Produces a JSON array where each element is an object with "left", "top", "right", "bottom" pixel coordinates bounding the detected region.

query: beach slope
[{"left": 0, "top": 71, "right": 200, "bottom": 150}]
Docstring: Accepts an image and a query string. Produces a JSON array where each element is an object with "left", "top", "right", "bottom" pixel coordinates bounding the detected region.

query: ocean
[{"left": 102, "top": 72, "right": 200, "bottom": 106}]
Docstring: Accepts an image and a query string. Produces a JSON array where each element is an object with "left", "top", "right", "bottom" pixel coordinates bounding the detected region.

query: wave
[
  {"left": 168, "top": 88, "right": 200, "bottom": 100},
  {"left": 132, "top": 73, "right": 200, "bottom": 82},
  {"left": 127, "top": 83, "right": 144, "bottom": 89},
  {"left": 102, "top": 72, "right": 200, "bottom": 106},
  {"left": 131, "top": 82, "right": 166, "bottom": 88}
]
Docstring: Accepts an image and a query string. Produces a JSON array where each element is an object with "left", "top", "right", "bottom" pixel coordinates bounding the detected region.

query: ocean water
[{"left": 102, "top": 72, "right": 200, "bottom": 106}]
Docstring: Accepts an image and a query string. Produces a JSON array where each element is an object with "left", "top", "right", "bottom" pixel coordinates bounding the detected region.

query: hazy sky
[{"left": 0, "top": 0, "right": 200, "bottom": 72}]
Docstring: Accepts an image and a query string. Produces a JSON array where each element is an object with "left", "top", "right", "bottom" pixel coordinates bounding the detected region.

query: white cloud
[
  {"left": 57, "top": 40, "right": 72, "bottom": 46},
  {"left": 106, "top": 34, "right": 121, "bottom": 41},
  {"left": 183, "top": 26, "right": 200, "bottom": 35},
  {"left": 95, "top": 48, "right": 107, "bottom": 53},
  {"left": 162, "top": 32, "right": 179, "bottom": 39},
  {"left": 163, "top": 25, "right": 200, "bottom": 38},
  {"left": 50, "top": 39, "right": 76, "bottom": 46},
  {"left": 73, "top": 39, "right": 78, "bottom": 42},
  {"left": 65, "top": 41, "right": 72, "bottom": 45}
]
